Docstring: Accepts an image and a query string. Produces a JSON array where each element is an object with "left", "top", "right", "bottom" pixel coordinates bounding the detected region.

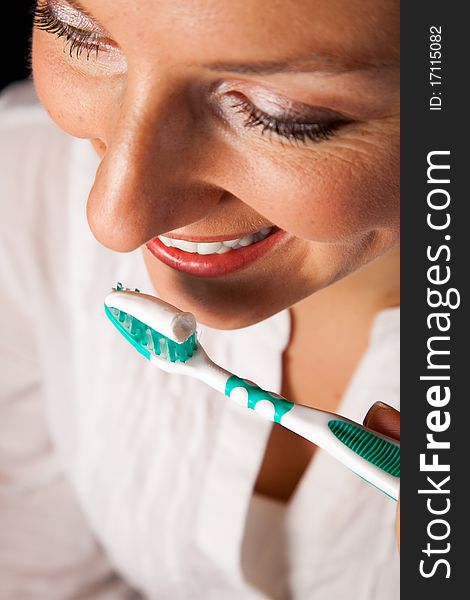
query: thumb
[
  {"left": 363, "top": 401, "right": 400, "bottom": 553},
  {"left": 363, "top": 401, "right": 400, "bottom": 440}
]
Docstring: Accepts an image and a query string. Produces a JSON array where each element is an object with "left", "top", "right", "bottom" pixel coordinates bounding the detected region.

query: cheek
[
  {"left": 31, "top": 31, "right": 116, "bottom": 140},
  {"left": 235, "top": 140, "right": 399, "bottom": 243}
]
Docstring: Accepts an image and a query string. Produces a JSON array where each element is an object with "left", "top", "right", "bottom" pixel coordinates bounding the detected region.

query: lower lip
[{"left": 145, "top": 228, "right": 287, "bottom": 277}]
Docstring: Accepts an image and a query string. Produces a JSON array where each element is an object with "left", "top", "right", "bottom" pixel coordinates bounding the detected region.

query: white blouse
[{"left": 0, "top": 81, "right": 400, "bottom": 600}]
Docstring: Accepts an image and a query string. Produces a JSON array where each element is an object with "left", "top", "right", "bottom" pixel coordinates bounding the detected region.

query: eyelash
[
  {"left": 33, "top": 2, "right": 346, "bottom": 147},
  {"left": 231, "top": 98, "right": 344, "bottom": 145},
  {"left": 33, "top": 2, "right": 104, "bottom": 60}
]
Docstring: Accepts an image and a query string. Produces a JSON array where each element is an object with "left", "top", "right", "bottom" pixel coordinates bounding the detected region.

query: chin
[
  {"left": 141, "top": 232, "right": 316, "bottom": 329},
  {"left": 150, "top": 277, "right": 284, "bottom": 330},
  {"left": 141, "top": 239, "right": 371, "bottom": 329},
  {"left": 142, "top": 254, "right": 308, "bottom": 330}
]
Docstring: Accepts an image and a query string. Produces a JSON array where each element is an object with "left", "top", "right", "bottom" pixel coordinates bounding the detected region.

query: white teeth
[
  {"left": 159, "top": 235, "right": 173, "bottom": 247},
  {"left": 158, "top": 227, "right": 273, "bottom": 255},
  {"left": 223, "top": 239, "right": 240, "bottom": 248},
  {"left": 197, "top": 242, "right": 222, "bottom": 255},
  {"left": 238, "top": 234, "right": 254, "bottom": 247},
  {"left": 173, "top": 239, "right": 198, "bottom": 253}
]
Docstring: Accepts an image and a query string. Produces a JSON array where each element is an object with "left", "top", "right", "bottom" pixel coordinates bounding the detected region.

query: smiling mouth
[
  {"left": 158, "top": 227, "right": 274, "bottom": 254},
  {"left": 145, "top": 226, "right": 287, "bottom": 277}
]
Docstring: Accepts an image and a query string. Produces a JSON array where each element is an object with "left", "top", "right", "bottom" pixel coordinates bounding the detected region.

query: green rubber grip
[{"left": 327, "top": 419, "right": 400, "bottom": 477}]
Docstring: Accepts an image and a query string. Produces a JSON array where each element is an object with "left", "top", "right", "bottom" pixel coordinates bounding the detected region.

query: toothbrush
[{"left": 104, "top": 286, "right": 400, "bottom": 500}]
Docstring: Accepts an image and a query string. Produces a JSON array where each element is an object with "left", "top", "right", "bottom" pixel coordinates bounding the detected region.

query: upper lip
[{"left": 154, "top": 226, "right": 276, "bottom": 243}]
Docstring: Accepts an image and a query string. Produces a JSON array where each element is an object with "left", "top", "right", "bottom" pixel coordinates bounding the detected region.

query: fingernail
[{"left": 364, "top": 401, "right": 394, "bottom": 426}]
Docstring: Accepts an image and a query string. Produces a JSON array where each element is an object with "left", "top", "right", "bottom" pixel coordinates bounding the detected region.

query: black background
[
  {"left": 1, "top": 3, "right": 35, "bottom": 91},
  {"left": 401, "top": 1, "right": 467, "bottom": 597}
]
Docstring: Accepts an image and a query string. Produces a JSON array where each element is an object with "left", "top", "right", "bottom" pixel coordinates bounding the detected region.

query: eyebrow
[
  {"left": 203, "top": 55, "right": 395, "bottom": 76},
  {"left": 62, "top": 0, "right": 396, "bottom": 76}
]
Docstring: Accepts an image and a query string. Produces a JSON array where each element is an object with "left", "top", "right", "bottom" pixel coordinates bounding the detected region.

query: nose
[{"left": 86, "top": 78, "right": 223, "bottom": 252}]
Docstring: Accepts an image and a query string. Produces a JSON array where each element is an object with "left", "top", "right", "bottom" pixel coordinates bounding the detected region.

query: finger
[{"left": 363, "top": 401, "right": 400, "bottom": 440}]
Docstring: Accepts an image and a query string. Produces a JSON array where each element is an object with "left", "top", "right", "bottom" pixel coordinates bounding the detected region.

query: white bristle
[
  {"left": 124, "top": 313, "right": 132, "bottom": 331},
  {"left": 159, "top": 339, "right": 168, "bottom": 359},
  {"left": 146, "top": 328, "right": 155, "bottom": 352}
]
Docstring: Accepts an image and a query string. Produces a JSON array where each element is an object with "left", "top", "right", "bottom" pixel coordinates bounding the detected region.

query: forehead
[{"left": 84, "top": 0, "right": 399, "bottom": 66}]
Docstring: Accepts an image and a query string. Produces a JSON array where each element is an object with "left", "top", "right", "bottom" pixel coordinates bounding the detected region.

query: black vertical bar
[{"left": 402, "top": 2, "right": 467, "bottom": 597}]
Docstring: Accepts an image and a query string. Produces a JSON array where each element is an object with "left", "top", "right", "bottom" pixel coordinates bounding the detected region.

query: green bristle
[
  {"left": 328, "top": 419, "right": 400, "bottom": 477},
  {"left": 104, "top": 305, "right": 197, "bottom": 363},
  {"left": 177, "top": 334, "right": 196, "bottom": 361},
  {"left": 168, "top": 341, "right": 176, "bottom": 362}
]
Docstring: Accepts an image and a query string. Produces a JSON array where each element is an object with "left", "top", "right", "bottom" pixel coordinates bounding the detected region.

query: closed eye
[
  {"left": 33, "top": 1, "right": 108, "bottom": 60},
  {"left": 231, "top": 97, "right": 350, "bottom": 146}
]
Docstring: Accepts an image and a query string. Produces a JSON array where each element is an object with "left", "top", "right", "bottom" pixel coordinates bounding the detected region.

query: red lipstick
[{"left": 145, "top": 228, "right": 287, "bottom": 277}]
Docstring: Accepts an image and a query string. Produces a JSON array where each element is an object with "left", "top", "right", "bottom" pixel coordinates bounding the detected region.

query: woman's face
[{"left": 32, "top": 0, "right": 399, "bottom": 329}]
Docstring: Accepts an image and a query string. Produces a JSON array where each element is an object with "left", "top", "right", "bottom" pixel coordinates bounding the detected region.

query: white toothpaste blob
[
  {"left": 158, "top": 227, "right": 273, "bottom": 255},
  {"left": 105, "top": 290, "right": 196, "bottom": 343}
]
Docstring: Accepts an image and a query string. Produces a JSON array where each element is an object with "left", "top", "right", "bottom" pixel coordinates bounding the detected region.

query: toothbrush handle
[
  {"left": 224, "top": 375, "right": 400, "bottom": 501},
  {"left": 283, "top": 404, "right": 400, "bottom": 500}
]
